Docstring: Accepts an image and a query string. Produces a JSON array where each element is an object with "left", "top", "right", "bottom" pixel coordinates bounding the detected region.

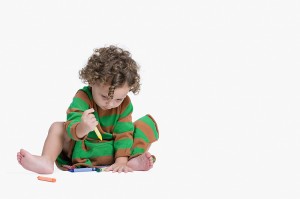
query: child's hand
[
  {"left": 76, "top": 108, "right": 98, "bottom": 138},
  {"left": 81, "top": 108, "right": 98, "bottom": 133},
  {"left": 105, "top": 157, "right": 133, "bottom": 173}
]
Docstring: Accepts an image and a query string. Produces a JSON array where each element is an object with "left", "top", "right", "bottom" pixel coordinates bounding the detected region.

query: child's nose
[{"left": 108, "top": 100, "right": 114, "bottom": 107}]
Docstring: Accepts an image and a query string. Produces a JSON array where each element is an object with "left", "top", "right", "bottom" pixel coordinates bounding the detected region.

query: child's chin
[{"left": 101, "top": 107, "right": 110, "bottom": 110}]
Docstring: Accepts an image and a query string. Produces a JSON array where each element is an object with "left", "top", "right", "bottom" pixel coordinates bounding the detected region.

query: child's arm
[
  {"left": 65, "top": 89, "right": 94, "bottom": 140},
  {"left": 75, "top": 108, "right": 98, "bottom": 139}
]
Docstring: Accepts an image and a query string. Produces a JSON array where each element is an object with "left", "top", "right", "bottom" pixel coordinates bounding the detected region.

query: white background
[{"left": 1, "top": 0, "right": 300, "bottom": 198}]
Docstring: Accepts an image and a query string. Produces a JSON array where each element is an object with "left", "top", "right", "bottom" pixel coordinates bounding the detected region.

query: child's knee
[{"left": 49, "top": 122, "right": 65, "bottom": 136}]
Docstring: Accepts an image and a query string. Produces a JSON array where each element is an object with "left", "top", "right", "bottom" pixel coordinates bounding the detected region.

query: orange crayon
[{"left": 37, "top": 176, "right": 56, "bottom": 183}]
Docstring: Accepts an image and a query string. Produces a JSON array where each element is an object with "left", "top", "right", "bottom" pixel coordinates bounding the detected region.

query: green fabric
[
  {"left": 114, "top": 138, "right": 134, "bottom": 150},
  {"left": 56, "top": 86, "right": 159, "bottom": 169},
  {"left": 56, "top": 114, "right": 159, "bottom": 169},
  {"left": 120, "top": 102, "right": 133, "bottom": 118},
  {"left": 131, "top": 147, "right": 145, "bottom": 157},
  {"left": 72, "top": 140, "right": 115, "bottom": 159},
  {"left": 114, "top": 121, "right": 134, "bottom": 134},
  {"left": 139, "top": 115, "right": 159, "bottom": 140},
  {"left": 62, "top": 86, "right": 134, "bottom": 164},
  {"left": 133, "top": 128, "right": 150, "bottom": 143}
]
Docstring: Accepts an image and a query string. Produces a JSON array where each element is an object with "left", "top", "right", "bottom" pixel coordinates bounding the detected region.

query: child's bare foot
[
  {"left": 127, "top": 152, "right": 156, "bottom": 171},
  {"left": 17, "top": 149, "right": 54, "bottom": 174}
]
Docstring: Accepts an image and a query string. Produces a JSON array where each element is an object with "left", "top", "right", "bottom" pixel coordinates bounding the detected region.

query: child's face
[{"left": 91, "top": 82, "right": 130, "bottom": 110}]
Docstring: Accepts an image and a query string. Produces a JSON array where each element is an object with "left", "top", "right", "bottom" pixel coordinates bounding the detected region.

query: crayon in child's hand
[
  {"left": 37, "top": 176, "right": 56, "bottom": 182},
  {"left": 94, "top": 127, "right": 102, "bottom": 140}
]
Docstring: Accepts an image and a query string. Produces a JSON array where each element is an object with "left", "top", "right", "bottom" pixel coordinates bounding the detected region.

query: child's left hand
[{"left": 105, "top": 157, "right": 133, "bottom": 173}]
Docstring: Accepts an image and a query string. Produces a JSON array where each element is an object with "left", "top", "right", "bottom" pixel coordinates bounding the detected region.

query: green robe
[{"left": 56, "top": 86, "right": 159, "bottom": 169}]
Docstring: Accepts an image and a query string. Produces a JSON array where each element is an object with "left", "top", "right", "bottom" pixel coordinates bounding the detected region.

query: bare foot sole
[
  {"left": 17, "top": 149, "right": 54, "bottom": 174},
  {"left": 127, "top": 152, "right": 156, "bottom": 171}
]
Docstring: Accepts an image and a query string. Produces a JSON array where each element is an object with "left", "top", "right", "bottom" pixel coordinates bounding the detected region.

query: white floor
[{"left": 5, "top": 120, "right": 300, "bottom": 199}]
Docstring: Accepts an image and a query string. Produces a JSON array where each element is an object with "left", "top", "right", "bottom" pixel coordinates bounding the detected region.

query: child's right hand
[
  {"left": 81, "top": 108, "right": 98, "bottom": 132},
  {"left": 76, "top": 108, "right": 98, "bottom": 138}
]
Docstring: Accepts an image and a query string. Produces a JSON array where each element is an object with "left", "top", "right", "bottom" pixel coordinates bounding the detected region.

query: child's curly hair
[{"left": 79, "top": 45, "right": 141, "bottom": 99}]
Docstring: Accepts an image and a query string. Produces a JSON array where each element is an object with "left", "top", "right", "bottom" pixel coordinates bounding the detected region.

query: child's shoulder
[
  {"left": 78, "top": 86, "right": 90, "bottom": 93},
  {"left": 119, "top": 95, "right": 133, "bottom": 109},
  {"left": 75, "top": 86, "right": 92, "bottom": 98},
  {"left": 125, "top": 94, "right": 133, "bottom": 103}
]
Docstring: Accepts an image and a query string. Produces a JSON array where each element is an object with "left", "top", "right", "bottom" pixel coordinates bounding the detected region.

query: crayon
[
  {"left": 37, "top": 176, "right": 56, "bottom": 182},
  {"left": 94, "top": 127, "right": 102, "bottom": 140},
  {"left": 68, "top": 167, "right": 102, "bottom": 172}
]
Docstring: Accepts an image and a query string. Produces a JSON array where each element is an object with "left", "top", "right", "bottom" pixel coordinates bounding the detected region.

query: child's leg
[
  {"left": 127, "top": 145, "right": 155, "bottom": 171},
  {"left": 127, "top": 114, "right": 159, "bottom": 171},
  {"left": 17, "top": 122, "right": 68, "bottom": 174}
]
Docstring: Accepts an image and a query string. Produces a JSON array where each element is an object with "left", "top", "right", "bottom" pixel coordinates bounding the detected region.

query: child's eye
[{"left": 101, "top": 95, "right": 109, "bottom": 100}]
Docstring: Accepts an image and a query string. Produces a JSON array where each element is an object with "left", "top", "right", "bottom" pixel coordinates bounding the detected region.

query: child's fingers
[
  {"left": 92, "top": 120, "right": 98, "bottom": 127},
  {"left": 82, "top": 108, "right": 94, "bottom": 117},
  {"left": 124, "top": 166, "right": 133, "bottom": 173},
  {"left": 87, "top": 114, "right": 96, "bottom": 120},
  {"left": 105, "top": 165, "right": 120, "bottom": 172},
  {"left": 104, "top": 165, "right": 132, "bottom": 173},
  {"left": 105, "top": 165, "right": 113, "bottom": 171}
]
